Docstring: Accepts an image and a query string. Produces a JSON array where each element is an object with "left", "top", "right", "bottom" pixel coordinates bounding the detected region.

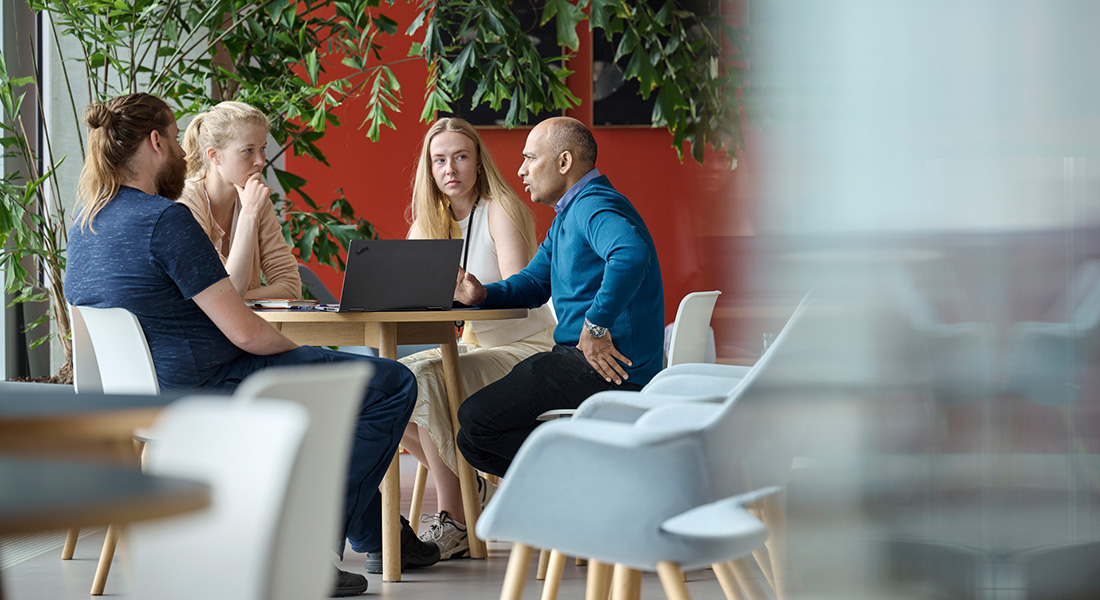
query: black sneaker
[
  {"left": 364, "top": 515, "right": 441, "bottom": 574},
  {"left": 331, "top": 567, "right": 368, "bottom": 597}
]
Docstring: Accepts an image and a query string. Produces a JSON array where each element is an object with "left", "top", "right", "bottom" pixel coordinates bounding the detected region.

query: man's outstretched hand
[{"left": 454, "top": 267, "right": 487, "bottom": 306}]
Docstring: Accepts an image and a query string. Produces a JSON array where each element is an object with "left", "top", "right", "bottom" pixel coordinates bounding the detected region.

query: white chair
[
  {"left": 65, "top": 305, "right": 160, "bottom": 595},
  {"left": 664, "top": 290, "right": 721, "bottom": 367},
  {"left": 571, "top": 293, "right": 814, "bottom": 424},
  {"left": 129, "top": 397, "right": 310, "bottom": 600},
  {"left": 478, "top": 366, "right": 799, "bottom": 600},
  {"left": 537, "top": 290, "right": 730, "bottom": 422},
  {"left": 70, "top": 305, "right": 159, "bottom": 394},
  {"left": 1001, "top": 259, "right": 1100, "bottom": 406},
  {"left": 231, "top": 362, "right": 372, "bottom": 600},
  {"left": 515, "top": 293, "right": 815, "bottom": 599}
]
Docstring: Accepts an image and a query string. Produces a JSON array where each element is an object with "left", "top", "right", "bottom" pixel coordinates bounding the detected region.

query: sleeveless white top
[{"left": 457, "top": 199, "right": 556, "bottom": 347}]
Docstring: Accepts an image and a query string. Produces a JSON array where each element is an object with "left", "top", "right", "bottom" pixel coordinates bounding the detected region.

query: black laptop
[{"left": 337, "top": 239, "right": 464, "bottom": 312}]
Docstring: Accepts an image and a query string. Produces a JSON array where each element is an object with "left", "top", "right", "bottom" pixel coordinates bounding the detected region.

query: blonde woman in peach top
[{"left": 178, "top": 101, "right": 300, "bottom": 299}]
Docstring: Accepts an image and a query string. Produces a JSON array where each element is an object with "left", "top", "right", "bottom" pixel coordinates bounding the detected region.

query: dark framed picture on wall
[
  {"left": 591, "top": 30, "right": 657, "bottom": 127},
  {"left": 441, "top": 0, "right": 563, "bottom": 127},
  {"left": 592, "top": 0, "right": 722, "bottom": 127}
]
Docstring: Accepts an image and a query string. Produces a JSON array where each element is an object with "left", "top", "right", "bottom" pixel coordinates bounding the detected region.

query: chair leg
[
  {"left": 409, "top": 461, "right": 429, "bottom": 534},
  {"left": 540, "top": 550, "right": 567, "bottom": 600},
  {"left": 500, "top": 543, "right": 535, "bottom": 600},
  {"left": 381, "top": 451, "right": 402, "bottom": 582},
  {"left": 585, "top": 560, "right": 613, "bottom": 600},
  {"left": 90, "top": 524, "right": 121, "bottom": 595},
  {"left": 611, "top": 564, "right": 643, "bottom": 600},
  {"left": 728, "top": 559, "right": 769, "bottom": 600},
  {"left": 750, "top": 543, "right": 776, "bottom": 592},
  {"left": 759, "top": 490, "right": 788, "bottom": 600},
  {"left": 712, "top": 562, "right": 745, "bottom": 600},
  {"left": 656, "top": 562, "right": 692, "bottom": 600},
  {"left": 61, "top": 528, "right": 79, "bottom": 560},
  {"left": 576, "top": 556, "right": 588, "bottom": 566},
  {"left": 537, "top": 548, "right": 551, "bottom": 580}
]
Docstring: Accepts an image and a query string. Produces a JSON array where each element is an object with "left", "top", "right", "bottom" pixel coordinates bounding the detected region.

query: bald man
[{"left": 454, "top": 117, "right": 664, "bottom": 476}]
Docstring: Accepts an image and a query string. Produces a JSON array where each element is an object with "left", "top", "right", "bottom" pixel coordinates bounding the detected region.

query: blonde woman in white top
[{"left": 401, "top": 118, "right": 555, "bottom": 559}]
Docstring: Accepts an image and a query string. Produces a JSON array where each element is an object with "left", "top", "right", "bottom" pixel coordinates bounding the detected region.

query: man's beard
[{"left": 156, "top": 153, "right": 186, "bottom": 200}]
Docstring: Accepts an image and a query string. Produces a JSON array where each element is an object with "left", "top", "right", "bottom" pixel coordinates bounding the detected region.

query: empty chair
[
  {"left": 129, "top": 396, "right": 309, "bottom": 600},
  {"left": 664, "top": 290, "right": 721, "bottom": 367},
  {"left": 65, "top": 305, "right": 160, "bottom": 595},
  {"left": 231, "top": 362, "right": 372, "bottom": 600}
]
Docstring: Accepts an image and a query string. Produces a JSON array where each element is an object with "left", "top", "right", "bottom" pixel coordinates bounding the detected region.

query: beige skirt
[{"left": 399, "top": 327, "right": 555, "bottom": 474}]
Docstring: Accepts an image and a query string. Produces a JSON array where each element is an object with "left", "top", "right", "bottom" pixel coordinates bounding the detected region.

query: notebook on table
[{"left": 337, "top": 239, "right": 464, "bottom": 312}]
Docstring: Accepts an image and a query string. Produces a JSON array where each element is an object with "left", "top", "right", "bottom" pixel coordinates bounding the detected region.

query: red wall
[{"left": 286, "top": 2, "right": 751, "bottom": 327}]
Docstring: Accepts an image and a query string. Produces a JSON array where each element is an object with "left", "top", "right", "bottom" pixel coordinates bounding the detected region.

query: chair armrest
[
  {"left": 644, "top": 374, "right": 744, "bottom": 398},
  {"left": 573, "top": 391, "right": 726, "bottom": 423},
  {"left": 649, "top": 363, "right": 751, "bottom": 385}
]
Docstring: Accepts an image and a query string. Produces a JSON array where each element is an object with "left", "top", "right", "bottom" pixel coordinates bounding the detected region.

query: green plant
[
  {"left": 0, "top": 53, "right": 72, "bottom": 380},
  {"left": 411, "top": 0, "right": 747, "bottom": 164}
]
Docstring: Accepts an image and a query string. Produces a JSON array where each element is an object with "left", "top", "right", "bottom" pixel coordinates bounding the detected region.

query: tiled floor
[{"left": 0, "top": 455, "right": 733, "bottom": 599}]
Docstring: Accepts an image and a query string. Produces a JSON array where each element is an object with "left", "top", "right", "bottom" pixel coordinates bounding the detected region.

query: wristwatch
[{"left": 584, "top": 318, "right": 608, "bottom": 339}]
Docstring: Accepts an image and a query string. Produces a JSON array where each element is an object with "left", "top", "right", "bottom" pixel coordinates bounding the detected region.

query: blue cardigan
[{"left": 481, "top": 175, "right": 664, "bottom": 385}]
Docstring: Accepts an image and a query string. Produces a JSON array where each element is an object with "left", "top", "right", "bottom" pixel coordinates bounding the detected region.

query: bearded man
[{"left": 64, "top": 93, "right": 437, "bottom": 597}]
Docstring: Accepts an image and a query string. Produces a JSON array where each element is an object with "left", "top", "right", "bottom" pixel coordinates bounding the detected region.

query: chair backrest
[
  {"left": 70, "top": 305, "right": 159, "bottom": 394},
  {"left": 69, "top": 304, "right": 102, "bottom": 393},
  {"left": 298, "top": 263, "right": 338, "bottom": 304},
  {"left": 232, "top": 362, "right": 372, "bottom": 600},
  {"left": 636, "top": 291, "right": 816, "bottom": 497},
  {"left": 129, "top": 397, "right": 309, "bottom": 600},
  {"left": 665, "top": 291, "right": 721, "bottom": 367}
]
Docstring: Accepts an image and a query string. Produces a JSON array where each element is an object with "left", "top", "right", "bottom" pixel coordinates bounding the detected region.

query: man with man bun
[
  {"left": 65, "top": 93, "right": 437, "bottom": 596},
  {"left": 454, "top": 116, "right": 665, "bottom": 477}
]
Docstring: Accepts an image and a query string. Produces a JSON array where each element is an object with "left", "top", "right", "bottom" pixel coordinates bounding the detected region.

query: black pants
[{"left": 456, "top": 344, "right": 643, "bottom": 477}]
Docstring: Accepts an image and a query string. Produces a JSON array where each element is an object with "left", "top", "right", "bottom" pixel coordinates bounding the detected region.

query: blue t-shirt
[{"left": 65, "top": 186, "right": 245, "bottom": 389}]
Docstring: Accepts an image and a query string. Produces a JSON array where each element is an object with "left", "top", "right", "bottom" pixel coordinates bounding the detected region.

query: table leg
[
  {"left": 439, "top": 337, "right": 487, "bottom": 559},
  {"left": 377, "top": 323, "right": 402, "bottom": 582}
]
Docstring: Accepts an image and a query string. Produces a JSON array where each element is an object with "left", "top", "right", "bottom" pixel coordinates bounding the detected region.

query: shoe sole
[{"left": 439, "top": 545, "right": 471, "bottom": 560}]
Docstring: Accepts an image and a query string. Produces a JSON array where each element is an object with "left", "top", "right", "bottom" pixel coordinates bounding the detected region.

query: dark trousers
[
  {"left": 456, "top": 344, "right": 642, "bottom": 477},
  {"left": 206, "top": 346, "right": 416, "bottom": 554}
]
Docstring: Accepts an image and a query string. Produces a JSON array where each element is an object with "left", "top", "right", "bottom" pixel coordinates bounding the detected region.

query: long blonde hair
[
  {"left": 76, "top": 93, "right": 174, "bottom": 230},
  {"left": 408, "top": 118, "right": 537, "bottom": 259},
  {"left": 182, "top": 101, "right": 270, "bottom": 179}
]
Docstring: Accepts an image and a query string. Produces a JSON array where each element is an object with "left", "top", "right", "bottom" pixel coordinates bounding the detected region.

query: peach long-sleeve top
[{"left": 176, "top": 178, "right": 301, "bottom": 300}]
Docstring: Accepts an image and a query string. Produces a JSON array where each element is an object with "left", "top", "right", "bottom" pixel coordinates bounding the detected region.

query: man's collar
[{"left": 554, "top": 168, "right": 601, "bottom": 214}]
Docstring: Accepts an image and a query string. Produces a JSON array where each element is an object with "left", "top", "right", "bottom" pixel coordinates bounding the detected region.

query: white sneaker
[
  {"left": 477, "top": 475, "right": 497, "bottom": 509},
  {"left": 419, "top": 511, "right": 469, "bottom": 560}
]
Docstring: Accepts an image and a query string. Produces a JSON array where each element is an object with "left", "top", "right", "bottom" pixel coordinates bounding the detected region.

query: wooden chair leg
[
  {"left": 540, "top": 550, "right": 567, "bottom": 600},
  {"left": 712, "top": 562, "right": 746, "bottom": 600},
  {"left": 90, "top": 524, "right": 120, "bottom": 595},
  {"left": 728, "top": 558, "right": 769, "bottom": 600},
  {"left": 656, "top": 562, "right": 692, "bottom": 600},
  {"left": 576, "top": 556, "right": 588, "bottom": 566},
  {"left": 500, "top": 543, "right": 535, "bottom": 600},
  {"left": 61, "top": 528, "right": 79, "bottom": 560},
  {"left": 585, "top": 560, "right": 613, "bottom": 600},
  {"left": 760, "top": 490, "right": 788, "bottom": 600},
  {"left": 611, "top": 564, "right": 643, "bottom": 600},
  {"left": 409, "top": 461, "right": 429, "bottom": 534},
  {"left": 381, "top": 451, "right": 402, "bottom": 582},
  {"left": 751, "top": 542, "right": 776, "bottom": 592},
  {"left": 537, "top": 548, "right": 551, "bottom": 580}
]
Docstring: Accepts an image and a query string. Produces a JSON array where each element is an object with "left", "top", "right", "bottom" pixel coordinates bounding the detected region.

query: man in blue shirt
[
  {"left": 64, "top": 93, "right": 437, "bottom": 596},
  {"left": 454, "top": 117, "right": 664, "bottom": 476}
]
